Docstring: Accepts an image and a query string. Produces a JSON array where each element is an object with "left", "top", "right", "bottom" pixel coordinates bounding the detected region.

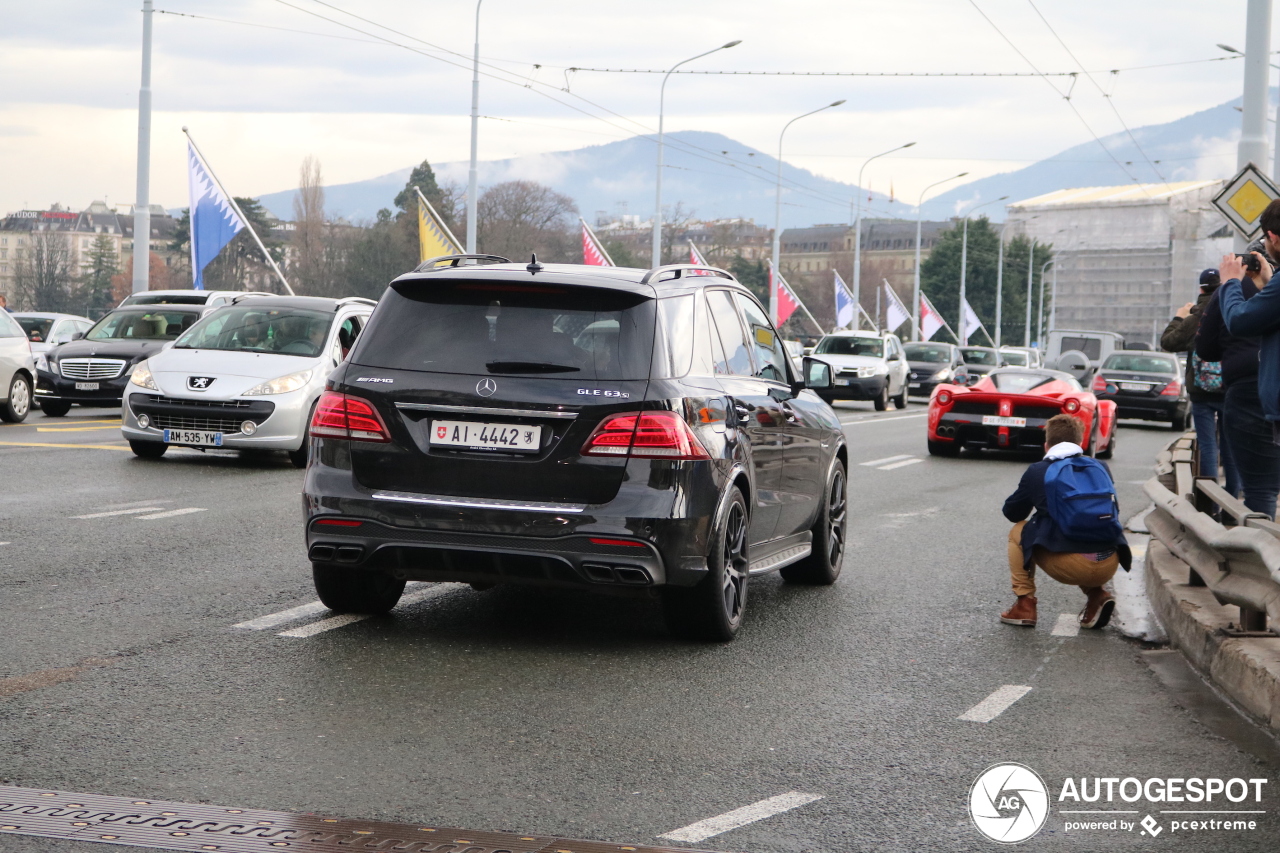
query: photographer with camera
[{"left": 1212, "top": 199, "right": 1280, "bottom": 517}]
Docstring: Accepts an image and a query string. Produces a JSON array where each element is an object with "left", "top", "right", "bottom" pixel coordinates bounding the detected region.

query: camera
[{"left": 1236, "top": 252, "right": 1262, "bottom": 274}]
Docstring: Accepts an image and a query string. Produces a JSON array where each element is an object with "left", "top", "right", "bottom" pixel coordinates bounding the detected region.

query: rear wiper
[{"left": 486, "top": 361, "right": 580, "bottom": 374}]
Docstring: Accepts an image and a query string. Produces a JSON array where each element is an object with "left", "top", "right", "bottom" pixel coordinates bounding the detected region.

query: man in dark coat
[{"left": 1000, "top": 414, "right": 1132, "bottom": 630}]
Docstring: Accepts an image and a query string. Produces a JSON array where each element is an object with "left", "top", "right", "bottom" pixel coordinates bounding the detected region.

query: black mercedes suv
[{"left": 302, "top": 256, "right": 848, "bottom": 640}]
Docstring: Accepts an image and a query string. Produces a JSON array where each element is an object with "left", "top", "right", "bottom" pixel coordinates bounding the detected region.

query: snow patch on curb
[{"left": 1113, "top": 506, "right": 1168, "bottom": 642}]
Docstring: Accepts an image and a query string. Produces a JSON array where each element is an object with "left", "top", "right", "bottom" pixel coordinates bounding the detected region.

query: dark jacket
[
  {"left": 1220, "top": 268, "right": 1280, "bottom": 421},
  {"left": 1003, "top": 450, "right": 1132, "bottom": 573},
  {"left": 1198, "top": 278, "right": 1261, "bottom": 390},
  {"left": 1161, "top": 287, "right": 1220, "bottom": 402}
]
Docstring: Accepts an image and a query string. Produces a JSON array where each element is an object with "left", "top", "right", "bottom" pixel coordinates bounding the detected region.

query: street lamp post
[
  {"left": 911, "top": 172, "right": 968, "bottom": 340},
  {"left": 956, "top": 196, "right": 1007, "bottom": 344},
  {"left": 132, "top": 0, "right": 154, "bottom": 294},
  {"left": 652, "top": 41, "right": 741, "bottom": 266},
  {"left": 771, "top": 99, "right": 846, "bottom": 324},
  {"left": 1025, "top": 241, "right": 1035, "bottom": 347},
  {"left": 1219, "top": 40, "right": 1280, "bottom": 196},
  {"left": 1038, "top": 259, "right": 1054, "bottom": 348},
  {"left": 852, "top": 142, "right": 915, "bottom": 327},
  {"left": 466, "top": 0, "right": 483, "bottom": 254},
  {"left": 995, "top": 221, "right": 1006, "bottom": 348}
]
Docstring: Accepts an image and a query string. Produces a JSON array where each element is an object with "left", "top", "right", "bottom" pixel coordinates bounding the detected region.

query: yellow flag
[{"left": 417, "top": 190, "right": 463, "bottom": 263}]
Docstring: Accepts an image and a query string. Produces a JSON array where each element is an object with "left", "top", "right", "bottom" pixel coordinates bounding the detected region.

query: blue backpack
[{"left": 1043, "top": 455, "right": 1123, "bottom": 542}]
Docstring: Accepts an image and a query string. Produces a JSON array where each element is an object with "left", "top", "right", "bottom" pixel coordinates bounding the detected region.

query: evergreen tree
[
  {"left": 729, "top": 256, "right": 768, "bottom": 304},
  {"left": 79, "top": 234, "right": 119, "bottom": 317},
  {"left": 340, "top": 209, "right": 417, "bottom": 298},
  {"left": 170, "top": 199, "right": 284, "bottom": 291}
]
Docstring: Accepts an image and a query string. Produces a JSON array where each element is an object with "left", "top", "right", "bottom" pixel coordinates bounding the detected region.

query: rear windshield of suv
[{"left": 352, "top": 280, "right": 656, "bottom": 380}]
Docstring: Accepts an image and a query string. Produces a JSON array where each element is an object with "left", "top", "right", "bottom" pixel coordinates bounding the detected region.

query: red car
[{"left": 927, "top": 368, "right": 1116, "bottom": 458}]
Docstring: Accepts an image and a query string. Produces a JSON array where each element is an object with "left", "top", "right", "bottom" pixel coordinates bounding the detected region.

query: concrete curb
[{"left": 1146, "top": 537, "right": 1280, "bottom": 731}]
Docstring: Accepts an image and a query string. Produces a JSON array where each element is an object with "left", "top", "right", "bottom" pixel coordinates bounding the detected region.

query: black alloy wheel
[
  {"left": 662, "top": 488, "right": 749, "bottom": 642},
  {"left": 312, "top": 562, "right": 406, "bottom": 614},
  {"left": 1, "top": 373, "right": 31, "bottom": 423},
  {"left": 783, "top": 461, "right": 847, "bottom": 585},
  {"left": 39, "top": 400, "right": 71, "bottom": 417}
]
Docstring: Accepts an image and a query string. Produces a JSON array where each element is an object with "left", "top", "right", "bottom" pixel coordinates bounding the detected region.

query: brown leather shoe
[
  {"left": 1001, "top": 595, "right": 1038, "bottom": 627},
  {"left": 1080, "top": 589, "right": 1115, "bottom": 629}
]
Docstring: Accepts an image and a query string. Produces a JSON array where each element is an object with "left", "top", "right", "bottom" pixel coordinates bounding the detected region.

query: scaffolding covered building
[{"left": 1005, "top": 181, "right": 1232, "bottom": 346}]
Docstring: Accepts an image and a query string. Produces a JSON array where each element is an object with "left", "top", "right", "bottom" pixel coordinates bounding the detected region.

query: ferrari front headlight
[
  {"left": 129, "top": 360, "right": 158, "bottom": 390},
  {"left": 243, "top": 368, "right": 315, "bottom": 397}
]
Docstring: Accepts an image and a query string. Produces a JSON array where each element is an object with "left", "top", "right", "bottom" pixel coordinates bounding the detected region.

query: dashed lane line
[
  {"left": 233, "top": 601, "right": 330, "bottom": 631},
  {"left": 1051, "top": 613, "right": 1081, "bottom": 637},
  {"left": 877, "top": 457, "right": 923, "bottom": 471},
  {"left": 0, "top": 441, "right": 130, "bottom": 451},
  {"left": 135, "top": 507, "right": 207, "bottom": 520},
  {"left": 275, "top": 584, "right": 461, "bottom": 638},
  {"left": 958, "top": 685, "right": 1033, "bottom": 722},
  {"left": 72, "top": 507, "right": 165, "bottom": 519},
  {"left": 839, "top": 412, "right": 928, "bottom": 425},
  {"left": 658, "top": 792, "right": 824, "bottom": 844},
  {"left": 36, "top": 426, "right": 122, "bottom": 432},
  {"left": 860, "top": 454, "right": 913, "bottom": 467}
]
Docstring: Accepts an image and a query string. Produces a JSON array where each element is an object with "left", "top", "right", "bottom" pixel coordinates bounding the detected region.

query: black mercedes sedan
[
  {"left": 1090, "top": 350, "right": 1189, "bottom": 429},
  {"left": 904, "top": 341, "right": 964, "bottom": 397},
  {"left": 36, "top": 305, "right": 206, "bottom": 416}
]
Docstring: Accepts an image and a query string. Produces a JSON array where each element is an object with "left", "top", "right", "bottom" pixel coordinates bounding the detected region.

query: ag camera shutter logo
[{"left": 969, "top": 763, "right": 1049, "bottom": 843}]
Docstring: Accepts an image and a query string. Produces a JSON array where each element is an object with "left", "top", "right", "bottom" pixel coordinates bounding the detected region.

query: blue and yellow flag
[{"left": 417, "top": 188, "right": 463, "bottom": 262}]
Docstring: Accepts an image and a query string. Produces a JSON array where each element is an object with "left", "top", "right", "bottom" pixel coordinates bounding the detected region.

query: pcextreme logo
[{"left": 969, "top": 763, "right": 1050, "bottom": 843}]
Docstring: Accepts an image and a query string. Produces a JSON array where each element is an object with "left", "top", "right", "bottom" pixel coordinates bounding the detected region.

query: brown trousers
[{"left": 1007, "top": 520, "right": 1119, "bottom": 597}]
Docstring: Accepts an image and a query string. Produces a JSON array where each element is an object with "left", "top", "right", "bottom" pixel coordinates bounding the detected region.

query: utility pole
[
  {"left": 994, "top": 222, "right": 1005, "bottom": 348},
  {"left": 853, "top": 142, "right": 915, "bottom": 327},
  {"left": 466, "top": 1, "right": 483, "bottom": 254},
  {"left": 1025, "top": 241, "right": 1035, "bottom": 348},
  {"left": 132, "top": 0, "right": 154, "bottom": 294},
  {"left": 1240, "top": 0, "right": 1272, "bottom": 247}
]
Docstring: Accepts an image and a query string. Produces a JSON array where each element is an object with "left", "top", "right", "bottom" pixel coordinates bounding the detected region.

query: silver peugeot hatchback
[{"left": 120, "top": 296, "right": 375, "bottom": 465}]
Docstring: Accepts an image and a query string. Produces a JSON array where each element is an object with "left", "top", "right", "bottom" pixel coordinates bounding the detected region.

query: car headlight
[
  {"left": 930, "top": 368, "right": 951, "bottom": 380},
  {"left": 861, "top": 363, "right": 889, "bottom": 377},
  {"left": 242, "top": 368, "right": 315, "bottom": 397},
  {"left": 129, "top": 360, "right": 158, "bottom": 390},
  {"left": 35, "top": 354, "right": 48, "bottom": 372}
]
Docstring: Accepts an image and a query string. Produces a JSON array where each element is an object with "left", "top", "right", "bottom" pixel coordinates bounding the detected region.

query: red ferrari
[{"left": 927, "top": 367, "right": 1116, "bottom": 458}]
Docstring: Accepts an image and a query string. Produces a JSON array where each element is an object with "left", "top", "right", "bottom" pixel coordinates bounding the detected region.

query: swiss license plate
[
  {"left": 835, "top": 378, "right": 852, "bottom": 386},
  {"left": 909, "top": 383, "right": 922, "bottom": 389},
  {"left": 1119, "top": 382, "right": 1148, "bottom": 392},
  {"left": 430, "top": 420, "right": 541, "bottom": 453},
  {"left": 982, "top": 415, "right": 1027, "bottom": 427},
  {"left": 75, "top": 382, "right": 99, "bottom": 391},
  {"left": 162, "top": 429, "right": 223, "bottom": 447}
]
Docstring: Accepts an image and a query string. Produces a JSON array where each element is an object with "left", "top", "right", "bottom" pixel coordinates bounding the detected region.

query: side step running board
[{"left": 749, "top": 542, "right": 812, "bottom": 575}]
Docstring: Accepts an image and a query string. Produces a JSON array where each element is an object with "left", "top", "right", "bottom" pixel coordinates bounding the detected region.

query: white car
[
  {"left": 118, "top": 289, "right": 271, "bottom": 309},
  {"left": 13, "top": 312, "right": 93, "bottom": 373},
  {"left": 809, "top": 330, "right": 910, "bottom": 410},
  {"left": 0, "top": 311, "right": 35, "bottom": 422},
  {"left": 121, "top": 295, "right": 375, "bottom": 466}
]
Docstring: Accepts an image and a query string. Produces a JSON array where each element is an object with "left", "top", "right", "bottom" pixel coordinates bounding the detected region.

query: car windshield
[
  {"left": 1000, "top": 350, "right": 1028, "bottom": 366},
  {"left": 814, "top": 336, "right": 884, "bottom": 357},
  {"left": 176, "top": 306, "right": 334, "bottom": 357},
  {"left": 1102, "top": 354, "right": 1176, "bottom": 374},
  {"left": 16, "top": 317, "right": 53, "bottom": 342},
  {"left": 86, "top": 310, "right": 198, "bottom": 341},
  {"left": 990, "top": 371, "right": 1057, "bottom": 393},
  {"left": 904, "top": 344, "right": 950, "bottom": 363},
  {"left": 961, "top": 348, "right": 999, "bottom": 365}
]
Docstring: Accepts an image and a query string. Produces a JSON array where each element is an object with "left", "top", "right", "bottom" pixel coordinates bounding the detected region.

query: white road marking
[
  {"left": 860, "top": 454, "right": 913, "bottom": 467},
  {"left": 958, "top": 685, "right": 1033, "bottom": 722},
  {"left": 658, "top": 792, "right": 824, "bottom": 843},
  {"left": 135, "top": 507, "right": 207, "bottom": 520},
  {"left": 233, "top": 601, "right": 331, "bottom": 631},
  {"left": 275, "top": 584, "right": 459, "bottom": 638},
  {"left": 877, "top": 457, "right": 923, "bottom": 471},
  {"left": 0, "top": 542, "right": 9, "bottom": 546},
  {"left": 840, "top": 412, "right": 928, "bottom": 426},
  {"left": 72, "top": 507, "right": 165, "bottom": 519},
  {"left": 1051, "top": 613, "right": 1080, "bottom": 637},
  {"left": 102, "top": 499, "right": 173, "bottom": 510}
]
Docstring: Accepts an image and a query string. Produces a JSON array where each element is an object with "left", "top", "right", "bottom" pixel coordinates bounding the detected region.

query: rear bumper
[
  {"left": 932, "top": 413, "right": 1049, "bottom": 451},
  {"left": 1098, "top": 393, "right": 1183, "bottom": 421}
]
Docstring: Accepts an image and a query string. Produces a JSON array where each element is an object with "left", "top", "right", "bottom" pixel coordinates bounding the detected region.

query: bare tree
[
  {"left": 477, "top": 180, "right": 577, "bottom": 262},
  {"left": 12, "top": 229, "right": 75, "bottom": 312},
  {"left": 293, "top": 155, "right": 330, "bottom": 293}
]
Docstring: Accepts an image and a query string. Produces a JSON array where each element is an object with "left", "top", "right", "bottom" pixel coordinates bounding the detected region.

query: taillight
[
  {"left": 581, "top": 410, "right": 710, "bottom": 460},
  {"left": 1160, "top": 379, "right": 1180, "bottom": 396},
  {"left": 937, "top": 390, "right": 952, "bottom": 405},
  {"left": 1064, "top": 399, "right": 1080, "bottom": 413},
  {"left": 309, "top": 392, "right": 390, "bottom": 442},
  {"left": 1092, "top": 374, "right": 1107, "bottom": 392}
]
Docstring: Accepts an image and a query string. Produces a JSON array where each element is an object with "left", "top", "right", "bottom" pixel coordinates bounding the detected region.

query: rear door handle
[
  {"left": 732, "top": 401, "right": 752, "bottom": 423},
  {"left": 780, "top": 402, "right": 798, "bottom": 422}
]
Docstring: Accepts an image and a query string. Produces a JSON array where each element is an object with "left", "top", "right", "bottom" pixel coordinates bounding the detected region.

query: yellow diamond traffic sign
[{"left": 1213, "top": 163, "right": 1280, "bottom": 239}]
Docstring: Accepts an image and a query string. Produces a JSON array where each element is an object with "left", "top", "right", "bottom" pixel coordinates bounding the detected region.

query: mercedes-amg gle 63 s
[{"left": 303, "top": 255, "right": 849, "bottom": 641}]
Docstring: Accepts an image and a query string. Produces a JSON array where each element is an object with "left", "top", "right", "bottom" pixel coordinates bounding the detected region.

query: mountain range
[{"left": 255, "top": 94, "right": 1250, "bottom": 228}]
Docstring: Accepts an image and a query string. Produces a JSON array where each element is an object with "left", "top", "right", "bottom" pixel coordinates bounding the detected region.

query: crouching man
[{"left": 1000, "top": 414, "right": 1132, "bottom": 629}]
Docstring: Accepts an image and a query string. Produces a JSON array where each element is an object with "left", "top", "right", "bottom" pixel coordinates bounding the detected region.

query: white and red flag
[
  {"left": 689, "top": 240, "right": 708, "bottom": 266},
  {"left": 581, "top": 219, "right": 615, "bottom": 267},
  {"left": 920, "top": 294, "right": 946, "bottom": 341},
  {"left": 770, "top": 262, "right": 802, "bottom": 326}
]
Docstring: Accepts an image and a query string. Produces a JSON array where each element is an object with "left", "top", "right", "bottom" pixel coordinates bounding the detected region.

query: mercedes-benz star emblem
[
  {"left": 187, "top": 376, "right": 216, "bottom": 391},
  {"left": 476, "top": 378, "right": 498, "bottom": 398}
]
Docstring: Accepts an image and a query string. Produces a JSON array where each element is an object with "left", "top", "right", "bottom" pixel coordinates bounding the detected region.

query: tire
[
  {"left": 1, "top": 373, "right": 31, "bottom": 423},
  {"left": 129, "top": 440, "right": 168, "bottom": 459},
  {"left": 873, "top": 384, "right": 889, "bottom": 411},
  {"left": 312, "top": 562, "right": 406, "bottom": 614},
  {"left": 39, "top": 399, "right": 71, "bottom": 417},
  {"left": 662, "top": 488, "right": 749, "bottom": 642},
  {"left": 1097, "top": 432, "right": 1115, "bottom": 460},
  {"left": 894, "top": 383, "right": 908, "bottom": 410},
  {"left": 288, "top": 444, "right": 309, "bottom": 469},
  {"left": 928, "top": 440, "right": 960, "bottom": 457},
  {"left": 782, "top": 460, "right": 846, "bottom": 585}
]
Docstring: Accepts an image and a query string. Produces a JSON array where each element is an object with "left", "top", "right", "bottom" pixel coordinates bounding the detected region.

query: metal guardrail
[{"left": 1144, "top": 432, "right": 1280, "bottom": 636}]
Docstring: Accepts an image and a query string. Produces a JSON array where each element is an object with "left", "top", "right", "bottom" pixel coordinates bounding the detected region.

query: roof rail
[
  {"left": 229, "top": 292, "right": 272, "bottom": 304},
  {"left": 639, "top": 263, "right": 734, "bottom": 285},
  {"left": 415, "top": 253, "right": 512, "bottom": 271},
  {"left": 334, "top": 296, "right": 378, "bottom": 310}
]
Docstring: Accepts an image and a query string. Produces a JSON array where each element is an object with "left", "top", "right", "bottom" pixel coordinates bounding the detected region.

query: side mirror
[
  {"left": 887, "top": 353, "right": 900, "bottom": 362},
  {"left": 802, "top": 356, "right": 832, "bottom": 390},
  {"left": 71, "top": 332, "right": 84, "bottom": 341}
]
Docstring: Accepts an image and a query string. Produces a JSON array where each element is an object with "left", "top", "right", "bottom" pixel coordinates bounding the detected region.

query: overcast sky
[{"left": 0, "top": 0, "right": 1263, "bottom": 218}]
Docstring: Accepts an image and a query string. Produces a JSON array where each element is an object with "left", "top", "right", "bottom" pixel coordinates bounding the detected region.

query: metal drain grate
[{"left": 0, "top": 786, "right": 710, "bottom": 853}]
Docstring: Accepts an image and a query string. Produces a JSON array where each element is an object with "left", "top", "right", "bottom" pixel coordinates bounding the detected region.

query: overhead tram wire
[
  {"left": 560, "top": 55, "right": 1242, "bottom": 76},
  {"left": 1025, "top": 0, "right": 1170, "bottom": 187},
  {"left": 965, "top": 0, "right": 1148, "bottom": 190}
]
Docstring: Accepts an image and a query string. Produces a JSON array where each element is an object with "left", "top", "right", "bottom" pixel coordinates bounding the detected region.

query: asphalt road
[{"left": 1, "top": 402, "right": 1278, "bottom": 852}]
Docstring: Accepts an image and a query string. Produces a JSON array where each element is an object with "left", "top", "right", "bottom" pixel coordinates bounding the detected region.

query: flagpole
[
  {"left": 183, "top": 128, "right": 293, "bottom": 295},
  {"left": 581, "top": 218, "right": 616, "bottom": 266},
  {"left": 415, "top": 187, "right": 464, "bottom": 255},
  {"left": 859, "top": 303, "right": 879, "bottom": 333}
]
